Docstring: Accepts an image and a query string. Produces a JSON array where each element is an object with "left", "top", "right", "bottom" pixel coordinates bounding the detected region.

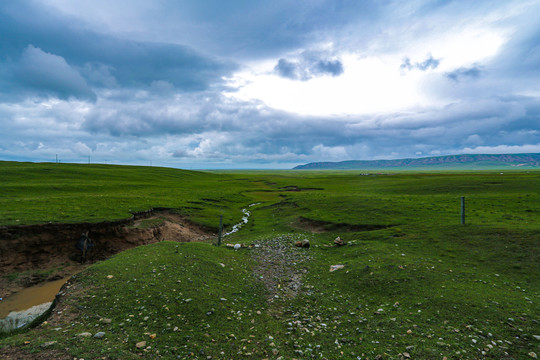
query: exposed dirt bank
[{"left": 0, "top": 209, "right": 215, "bottom": 298}]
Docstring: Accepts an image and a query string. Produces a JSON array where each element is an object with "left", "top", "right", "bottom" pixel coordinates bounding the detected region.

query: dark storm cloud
[
  {"left": 446, "top": 66, "right": 482, "bottom": 81},
  {"left": 77, "top": 90, "right": 539, "bottom": 163},
  {"left": 2, "top": 86, "right": 539, "bottom": 167},
  {"left": 1, "top": 0, "right": 539, "bottom": 168},
  {"left": 274, "top": 52, "right": 344, "bottom": 81},
  {"left": 82, "top": 91, "right": 260, "bottom": 137},
  {"left": 6, "top": 45, "right": 96, "bottom": 101},
  {"left": 274, "top": 59, "right": 299, "bottom": 80},
  {"left": 400, "top": 55, "right": 441, "bottom": 73},
  {"left": 92, "top": 0, "right": 386, "bottom": 59},
  {"left": 0, "top": 1, "right": 235, "bottom": 100},
  {"left": 490, "top": 22, "right": 540, "bottom": 78},
  {"left": 417, "top": 56, "right": 441, "bottom": 70},
  {"left": 313, "top": 59, "right": 344, "bottom": 76}
]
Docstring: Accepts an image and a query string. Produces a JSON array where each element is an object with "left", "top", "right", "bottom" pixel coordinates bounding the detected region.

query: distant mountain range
[{"left": 293, "top": 153, "right": 540, "bottom": 170}]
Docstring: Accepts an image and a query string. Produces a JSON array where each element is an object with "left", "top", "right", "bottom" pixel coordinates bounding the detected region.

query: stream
[
  {"left": 0, "top": 204, "right": 259, "bottom": 332},
  {"left": 223, "top": 203, "right": 259, "bottom": 237}
]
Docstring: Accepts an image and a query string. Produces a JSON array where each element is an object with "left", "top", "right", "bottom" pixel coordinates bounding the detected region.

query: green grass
[
  {"left": 0, "top": 162, "right": 539, "bottom": 359},
  {"left": 0, "top": 161, "right": 261, "bottom": 228}
]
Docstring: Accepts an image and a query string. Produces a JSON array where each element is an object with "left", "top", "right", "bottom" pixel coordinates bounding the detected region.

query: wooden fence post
[
  {"left": 217, "top": 215, "right": 223, "bottom": 246},
  {"left": 461, "top": 196, "right": 465, "bottom": 225}
]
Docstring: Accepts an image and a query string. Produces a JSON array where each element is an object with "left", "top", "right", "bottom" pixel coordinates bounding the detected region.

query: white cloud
[
  {"left": 227, "top": 52, "right": 435, "bottom": 116},
  {"left": 460, "top": 143, "right": 540, "bottom": 154},
  {"left": 73, "top": 141, "right": 92, "bottom": 155},
  {"left": 1, "top": 0, "right": 539, "bottom": 168},
  {"left": 312, "top": 144, "right": 348, "bottom": 160}
]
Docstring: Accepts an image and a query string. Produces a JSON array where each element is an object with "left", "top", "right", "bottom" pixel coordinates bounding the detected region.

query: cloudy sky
[{"left": 1, "top": 0, "right": 539, "bottom": 169}]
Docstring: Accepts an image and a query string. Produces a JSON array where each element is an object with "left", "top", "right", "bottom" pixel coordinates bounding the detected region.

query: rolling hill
[{"left": 293, "top": 153, "right": 540, "bottom": 170}]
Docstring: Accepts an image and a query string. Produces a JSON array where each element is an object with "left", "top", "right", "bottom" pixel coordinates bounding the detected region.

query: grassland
[
  {"left": 0, "top": 161, "right": 539, "bottom": 359},
  {"left": 0, "top": 161, "right": 261, "bottom": 228}
]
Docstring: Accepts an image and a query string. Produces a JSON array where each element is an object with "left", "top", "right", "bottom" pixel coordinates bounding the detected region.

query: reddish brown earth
[{"left": 0, "top": 209, "right": 215, "bottom": 298}]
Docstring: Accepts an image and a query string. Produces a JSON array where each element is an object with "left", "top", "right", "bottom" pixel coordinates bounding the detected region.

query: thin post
[
  {"left": 461, "top": 196, "right": 465, "bottom": 225},
  {"left": 217, "top": 215, "right": 223, "bottom": 246}
]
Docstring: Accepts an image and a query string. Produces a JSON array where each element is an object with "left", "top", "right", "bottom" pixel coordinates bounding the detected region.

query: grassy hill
[
  {"left": 0, "top": 162, "right": 539, "bottom": 359},
  {"left": 293, "top": 153, "right": 540, "bottom": 170},
  {"left": 0, "top": 161, "right": 261, "bottom": 228}
]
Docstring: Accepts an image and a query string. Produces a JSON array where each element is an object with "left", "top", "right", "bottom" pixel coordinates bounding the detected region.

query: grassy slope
[
  {"left": 1, "top": 163, "right": 539, "bottom": 359},
  {"left": 0, "top": 161, "right": 264, "bottom": 228}
]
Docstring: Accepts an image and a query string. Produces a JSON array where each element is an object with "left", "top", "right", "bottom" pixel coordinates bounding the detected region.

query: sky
[{"left": 0, "top": 0, "right": 539, "bottom": 169}]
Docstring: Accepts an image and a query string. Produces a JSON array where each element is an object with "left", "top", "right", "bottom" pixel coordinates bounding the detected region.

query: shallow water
[
  {"left": 0, "top": 302, "right": 53, "bottom": 332},
  {"left": 224, "top": 208, "right": 250, "bottom": 236},
  {"left": 224, "top": 203, "right": 260, "bottom": 237},
  {"left": 0, "top": 277, "right": 70, "bottom": 319}
]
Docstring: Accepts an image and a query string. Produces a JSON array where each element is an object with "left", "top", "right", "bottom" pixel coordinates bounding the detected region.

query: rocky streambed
[{"left": 251, "top": 234, "right": 313, "bottom": 304}]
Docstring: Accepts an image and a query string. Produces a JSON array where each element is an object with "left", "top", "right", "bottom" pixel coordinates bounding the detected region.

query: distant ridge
[{"left": 293, "top": 153, "right": 540, "bottom": 170}]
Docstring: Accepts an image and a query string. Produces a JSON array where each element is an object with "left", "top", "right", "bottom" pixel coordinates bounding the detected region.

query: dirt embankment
[{"left": 0, "top": 209, "right": 215, "bottom": 297}]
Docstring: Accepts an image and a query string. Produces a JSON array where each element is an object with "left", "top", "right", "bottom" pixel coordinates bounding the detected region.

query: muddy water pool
[{"left": 0, "top": 276, "right": 70, "bottom": 319}]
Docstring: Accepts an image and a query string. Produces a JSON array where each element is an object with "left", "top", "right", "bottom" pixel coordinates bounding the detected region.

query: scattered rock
[
  {"left": 100, "top": 318, "right": 112, "bottom": 324},
  {"left": 41, "top": 341, "right": 57, "bottom": 348},
  {"left": 329, "top": 264, "right": 345, "bottom": 272},
  {"left": 251, "top": 235, "right": 312, "bottom": 303},
  {"left": 94, "top": 332, "right": 105, "bottom": 339},
  {"left": 529, "top": 352, "right": 537, "bottom": 359},
  {"left": 295, "top": 240, "right": 310, "bottom": 248},
  {"left": 77, "top": 332, "right": 92, "bottom": 337},
  {"left": 106, "top": 275, "right": 114, "bottom": 279},
  {"left": 234, "top": 244, "right": 241, "bottom": 250},
  {"left": 136, "top": 341, "right": 147, "bottom": 348}
]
